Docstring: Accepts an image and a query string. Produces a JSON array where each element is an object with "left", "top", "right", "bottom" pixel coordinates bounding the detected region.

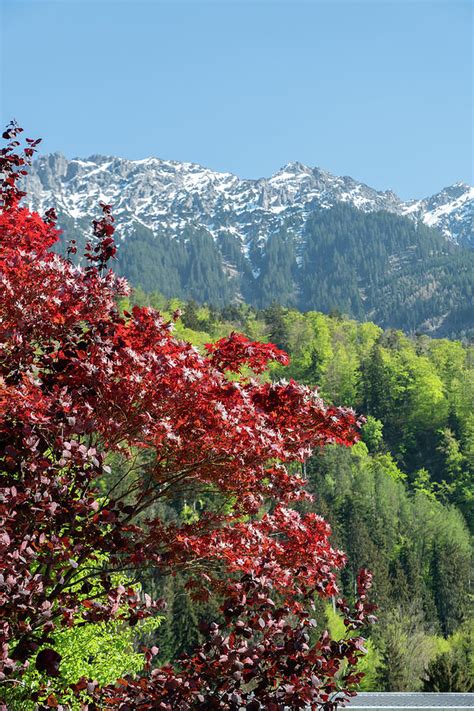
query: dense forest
[
  {"left": 126, "top": 290, "right": 473, "bottom": 692},
  {"left": 55, "top": 204, "right": 474, "bottom": 339}
]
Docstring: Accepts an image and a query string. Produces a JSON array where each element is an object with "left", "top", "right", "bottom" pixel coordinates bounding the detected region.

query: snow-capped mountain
[
  {"left": 23, "top": 153, "right": 473, "bottom": 338},
  {"left": 25, "top": 153, "right": 473, "bottom": 251},
  {"left": 401, "top": 183, "right": 473, "bottom": 246}
]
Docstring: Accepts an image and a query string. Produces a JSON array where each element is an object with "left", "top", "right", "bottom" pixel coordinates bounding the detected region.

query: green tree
[
  {"left": 375, "top": 607, "right": 433, "bottom": 691},
  {"left": 361, "top": 416, "right": 384, "bottom": 454},
  {"left": 431, "top": 537, "right": 471, "bottom": 636},
  {"left": 4, "top": 611, "right": 161, "bottom": 709},
  {"left": 423, "top": 624, "right": 474, "bottom": 692}
]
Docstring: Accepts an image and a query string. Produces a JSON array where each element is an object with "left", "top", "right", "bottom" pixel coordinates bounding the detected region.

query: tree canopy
[{"left": 0, "top": 124, "right": 375, "bottom": 709}]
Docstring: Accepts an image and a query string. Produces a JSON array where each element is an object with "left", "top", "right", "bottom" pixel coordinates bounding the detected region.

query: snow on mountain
[
  {"left": 401, "top": 183, "right": 473, "bottom": 246},
  {"left": 25, "top": 153, "right": 473, "bottom": 250}
]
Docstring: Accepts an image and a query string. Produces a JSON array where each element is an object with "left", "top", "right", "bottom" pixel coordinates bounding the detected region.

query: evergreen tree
[
  {"left": 171, "top": 575, "right": 201, "bottom": 659},
  {"left": 182, "top": 300, "right": 202, "bottom": 331},
  {"left": 431, "top": 538, "right": 471, "bottom": 636},
  {"left": 375, "top": 607, "right": 432, "bottom": 692},
  {"left": 375, "top": 625, "right": 409, "bottom": 691},
  {"left": 262, "top": 302, "right": 291, "bottom": 351},
  {"left": 423, "top": 650, "right": 474, "bottom": 692}
]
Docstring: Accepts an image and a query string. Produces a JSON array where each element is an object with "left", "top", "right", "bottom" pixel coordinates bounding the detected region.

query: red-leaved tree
[{"left": 0, "top": 123, "right": 375, "bottom": 710}]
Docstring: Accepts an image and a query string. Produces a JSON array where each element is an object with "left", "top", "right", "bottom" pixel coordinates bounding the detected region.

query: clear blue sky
[{"left": 0, "top": 0, "right": 472, "bottom": 198}]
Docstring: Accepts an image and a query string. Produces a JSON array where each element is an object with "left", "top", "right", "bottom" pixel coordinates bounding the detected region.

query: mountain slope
[{"left": 24, "top": 154, "right": 473, "bottom": 336}]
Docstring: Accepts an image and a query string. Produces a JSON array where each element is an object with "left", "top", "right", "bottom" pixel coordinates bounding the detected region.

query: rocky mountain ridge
[
  {"left": 25, "top": 153, "right": 473, "bottom": 250},
  {"left": 23, "top": 153, "right": 473, "bottom": 338}
]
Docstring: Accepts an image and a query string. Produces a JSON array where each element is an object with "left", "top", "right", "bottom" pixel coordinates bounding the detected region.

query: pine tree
[
  {"left": 171, "top": 575, "right": 201, "bottom": 659},
  {"left": 423, "top": 651, "right": 474, "bottom": 692},
  {"left": 375, "top": 625, "right": 408, "bottom": 691},
  {"left": 431, "top": 539, "right": 470, "bottom": 636}
]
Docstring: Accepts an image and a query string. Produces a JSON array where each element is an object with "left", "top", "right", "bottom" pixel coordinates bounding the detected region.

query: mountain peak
[
  {"left": 22, "top": 152, "right": 473, "bottom": 336},
  {"left": 280, "top": 160, "right": 311, "bottom": 173},
  {"left": 24, "top": 152, "right": 472, "bottom": 248}
]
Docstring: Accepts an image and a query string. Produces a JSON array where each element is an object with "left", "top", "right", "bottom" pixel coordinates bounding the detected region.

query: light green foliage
[
  {"left": 173, "top": 321, "right": 212, "bottom": 349},
  {"left": 4, "top": 617, "right": 162, "bottom": 709},
  {"left": 301, "top": 312, "right": 333, "bottom": 383},
  {"left": 180, "top": 500, "right": 201, "bottom": 524},
  {"left": 52, "top": 618, "right": 160, "bottom": 684},
  {"left": 412, "top": 468, "right": 436, "bottom": 500},
  {"left": 324, "top": 603, "right": 347, "bottom": 641},
  {"left": 4, "top": 548, "right": 163, "bottom": 708},
  {"left": 423, "top": 622, "right": 474, "bottom": 691},
  {"left": 321, "top": 341, "right": 359, "bottom": 405},
  {"left": 372, "top": 452, "right": 406, "bottom": 482},
  {"left": 322, "top": 604, "right": 380, "bottom": 691},
  {"left": 375, "top": 606, "right": 436, "bottom": 691},
  {"left": 361, "top": 416, "right": 384, "bottom": 453},
  {"left": 357, "top": 638, "right": 381, "bottom": 691},
  {"left": 405, "top": 354, "right": 448, "bottom": 432}
]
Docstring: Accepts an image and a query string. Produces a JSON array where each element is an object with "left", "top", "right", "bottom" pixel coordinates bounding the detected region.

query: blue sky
[{"left": 0, "top": 0, "right": 472, "bottom": 198}]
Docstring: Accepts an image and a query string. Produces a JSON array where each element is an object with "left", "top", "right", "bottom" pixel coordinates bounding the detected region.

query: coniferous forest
[{"left": 54, "top": 203, "right": 474, "bottom": 340}]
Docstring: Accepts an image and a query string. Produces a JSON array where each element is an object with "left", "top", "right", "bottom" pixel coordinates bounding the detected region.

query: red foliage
[
  {"left": 205, "top": 331, "right": 290, "bottom": 373},
  {"left": 0, "top": 123, "right": 375, "bottom": 709}
]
